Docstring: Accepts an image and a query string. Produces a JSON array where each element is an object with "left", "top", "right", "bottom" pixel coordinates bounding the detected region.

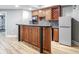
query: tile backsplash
[{"left": 49, "top": 20, "right": 59, "bottom": 27}]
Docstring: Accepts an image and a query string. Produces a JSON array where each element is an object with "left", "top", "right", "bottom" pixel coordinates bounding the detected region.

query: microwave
[{"left": 32, "top": 16, "right": 38, "bottom": 24}]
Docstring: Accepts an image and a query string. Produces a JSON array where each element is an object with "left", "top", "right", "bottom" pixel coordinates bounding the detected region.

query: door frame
[{"left": 0, "top": 11, "right": 7, "bottom": 37}]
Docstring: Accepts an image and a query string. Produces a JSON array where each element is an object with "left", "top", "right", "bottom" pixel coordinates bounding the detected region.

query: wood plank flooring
[
  {"left": 0, "top": 37, "right": 40, "bottom": 54},
  {"left": 51, "top": 41, "right": 79, "bottom": 54},
  {"left": 0, "top": 32, "right": 79, "bottom": 54}
]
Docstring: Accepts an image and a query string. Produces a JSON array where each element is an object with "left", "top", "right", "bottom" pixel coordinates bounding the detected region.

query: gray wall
[
  {"left": 72, "top": 18, "right": 79, "bottom": 42},
  {"left": 72, "top": 5, "right": 79, "bottom": 21},
  {"left": 61, "top": 5, "right": 73, "bottom": 16},
  {"left": 22, "top": 10, "right": 32, "bottom": 24},
  {"left": 6, "top": 10, "right": 23, "bottom": 36},
  {"left": 0, "top": 9, "right": 23, "bottom": 37},
  {"left": 0, "top": 9, "right": 32, "bottom": 37},
  {"left": 72, "top": 5, "right": 79, "bottom": 42}
]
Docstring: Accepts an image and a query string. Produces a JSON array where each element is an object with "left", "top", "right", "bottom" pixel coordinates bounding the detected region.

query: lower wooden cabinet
[
  {"left": 20, "top": 25, "right": 52, "bottom": 53},
  {"left": 20, "top": 26, "right": 23, "bottom": 41},
  {"left": 43, "top": 28, "right": 51, "bottom": 52},
  {"left": 32, "top": 27, "right": 38, "bottom": 46},
  {"left": 53, "top": 29, "right": 59, "bottom": 42}
]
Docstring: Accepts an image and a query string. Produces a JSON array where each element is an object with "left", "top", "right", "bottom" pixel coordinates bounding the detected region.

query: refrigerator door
[
  {"left": 59, "top": 16, "right": 71, "bottom": 27},
  {"left": 59, "top": 27, "right": 71, "bottom": 46}
]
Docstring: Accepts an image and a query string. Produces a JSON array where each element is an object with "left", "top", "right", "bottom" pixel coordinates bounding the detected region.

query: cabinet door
[
  {"left": 32, "top": 11, "right": 38, "bottom": 16},
  {"left": 28, "top": 27, "right": 32, "bottom": 44},
  {"left": 39, "top": 10, "right": 46, "bottom": 17},
  {"left": 52, "top": 8, "right": 60, "bottom": 20},
  {"left": 38, "top": 10, "right": 43, "bottom": 17},
  {"left": 22, "top": 26, "right": 27, "bottom": 42},
  {"left": 32, "top": 27, "right": 38, "bottom": 46},
  {"left": 43, "top": 28, "right": 52, "bottom": 53},
  {"left": 37, "top": 27, "right": 40, "bottom": 48},
  {"left": 53, "top": 29, "right": 59, "bottom": 42},
  {"left": 22, "top": 27, "right": 28, "bottom": 43},
  {"left": 42, "top": 10, "right": 46, "bottom": 16},
  {"left": 24, "top": 26, "right": 29, "bottom": 42},
  {"left": 46, "top": 8, "right": 52, "bottom": 20}
]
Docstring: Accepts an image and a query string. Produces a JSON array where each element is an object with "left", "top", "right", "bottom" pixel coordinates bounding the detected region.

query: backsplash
[
  {"left": 49, "top": 20, "right": 59, "bottom": 27},
  {"left": 38, "top": 20, "right": 50, "bottom": 26}
]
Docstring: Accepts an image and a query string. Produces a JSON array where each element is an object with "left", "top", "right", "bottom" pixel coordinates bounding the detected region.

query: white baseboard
[
  {"left": 72, "top": 40, "right": 79, "bottom": 46},
  {"left": 6, "top": 35, "right": 17, "bottom": 38}
]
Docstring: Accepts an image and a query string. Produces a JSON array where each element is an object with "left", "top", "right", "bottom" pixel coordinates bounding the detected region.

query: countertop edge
[{"left": 16, "top": 24, "right": 52, "bottom": 27}]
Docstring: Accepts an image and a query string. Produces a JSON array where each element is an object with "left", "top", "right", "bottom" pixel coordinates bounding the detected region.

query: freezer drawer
[{"left": 59, "top": 28, "right": 71, "bottom": 46}]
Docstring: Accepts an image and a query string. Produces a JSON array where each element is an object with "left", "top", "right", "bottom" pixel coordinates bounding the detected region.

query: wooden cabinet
[
  {"left": 53, "top": 29, "right": 59, "bottom": 42},
  {"left": 45, "top": 8, "right": 52, "bottom": 20},
  {"left": 21, "top": 26, "right": 29, "bottom": 42},
  {"left": 32, "top": 11, "right": 38, "bottom": 16},
  {"left": 28, "top": 27, "right": 32, "bottom": 43},
  {"left": 52, "top": 7, "right": 60, "bottom": 20},
  {"left": 20, "top": 25, "right": 51, "bottom": 53},
  {"left": 32, "top": 6, "right": 61, "bottom": 21},
  {"left": 37, "top": 27, "right": 40, "bottom": 48},
  {"left": 38, "top": 10, "right": 42, "bottom": 17},
  {"left": 43, "top": 28, "right": 51, "bottom": 52},
  {"left": 32, "top": 27, "right": 38, "bottom": 46},
  {"left": 39, "top": 9, "right": 46, "bottom": 17}
]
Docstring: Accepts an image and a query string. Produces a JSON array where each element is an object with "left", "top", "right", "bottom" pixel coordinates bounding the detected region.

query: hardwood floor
[
  {"left": 51, "top": 41, "right": 79, "bottom": 54},
  {"left": 0, "top": 32, "right": 39, "bottom": 54},
  {"left": 0, "top": 32, "right": 79, "bottom": 54},
  {"left": 0, "top": 37, "right": 40, "bottom": 54}
]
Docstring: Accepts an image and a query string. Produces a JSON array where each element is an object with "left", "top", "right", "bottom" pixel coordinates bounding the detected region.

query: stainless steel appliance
[
  {"left": 32, "top": 16, "right": 38, "bottom": 24},
  {"left": 59, "top": 16, "right": 72, "bottom": 46}
]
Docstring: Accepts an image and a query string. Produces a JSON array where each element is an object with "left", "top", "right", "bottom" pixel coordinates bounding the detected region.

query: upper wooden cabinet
[
  {"left": 52, "top": 7, "right": 60, "bottom": 20},
  {"left": 38, "top": 9, "right": 46, "bottom": 17},
  {"left": 32, "top": 5, "right": 61, "bottom": 20},
  {"left": 45, "top": 8, "right": 52, "bottom": 20},
  {"left": 32, "top": 11, "right": 38, "bottom": 16}
]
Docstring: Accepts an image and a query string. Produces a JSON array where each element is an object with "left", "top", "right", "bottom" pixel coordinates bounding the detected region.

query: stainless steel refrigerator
[{"left": 59, "top": 16, "right": 72, "bottom": 46}]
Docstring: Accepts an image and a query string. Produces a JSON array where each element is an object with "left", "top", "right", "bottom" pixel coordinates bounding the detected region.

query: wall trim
[{"left": 72, "top": 40, "right": 79, "bottom": 46}]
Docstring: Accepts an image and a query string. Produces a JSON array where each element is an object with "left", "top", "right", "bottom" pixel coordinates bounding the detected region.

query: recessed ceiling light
[
  {"left": 39, "top": 10, "right": 42, "bottom": 12},
  {"left": 15, "top": 5, "right": 19, "bottom": 7},
  {"left": 29, "top": 8, "right": 32, "bottom": 10}
]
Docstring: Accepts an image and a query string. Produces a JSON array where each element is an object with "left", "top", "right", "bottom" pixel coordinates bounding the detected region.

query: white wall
[
  {"left": 0, "top": 9, "right": 23, "bottom": 37},
  {"left": 22, "top": 10, "right": 32, "bottom": 24},
  {"left": 5, "top": 10, "right": 22, "bottom": 37},
  {"left": 7, "top": 10, "right": 23, "bottom": 37},
  {"left": 72, "top": 6, "right": 79, "bottom": 21},
  {"left": 0, "top": 9, "right": 32, "bottom": 37}
]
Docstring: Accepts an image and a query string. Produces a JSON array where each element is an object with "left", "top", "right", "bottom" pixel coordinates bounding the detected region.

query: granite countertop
[
  {"left": 16, "top": 23, "right": 59, "bottom": 28},
  {"left": 52, "top": 26, "right": 59, "bottom": 29},
  {"left": 16, "top": 23, "right": 52, "bottom": 27}
]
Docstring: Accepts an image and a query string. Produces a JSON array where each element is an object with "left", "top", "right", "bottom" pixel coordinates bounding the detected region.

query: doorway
[
  {"left": 0, "top": 12, "right": 7, "bottom": 37},
  {"left": 0, "top": 15, "right": 5, "bottom": 31}
]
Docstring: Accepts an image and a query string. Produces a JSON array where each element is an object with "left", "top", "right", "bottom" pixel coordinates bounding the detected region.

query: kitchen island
[{"left": 17, "top": 24, "right": 52, "bottom": 53}]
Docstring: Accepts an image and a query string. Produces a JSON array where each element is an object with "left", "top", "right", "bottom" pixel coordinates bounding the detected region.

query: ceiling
[{"left": 0, "top": 5, "right": 43, "bottom": 10}]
